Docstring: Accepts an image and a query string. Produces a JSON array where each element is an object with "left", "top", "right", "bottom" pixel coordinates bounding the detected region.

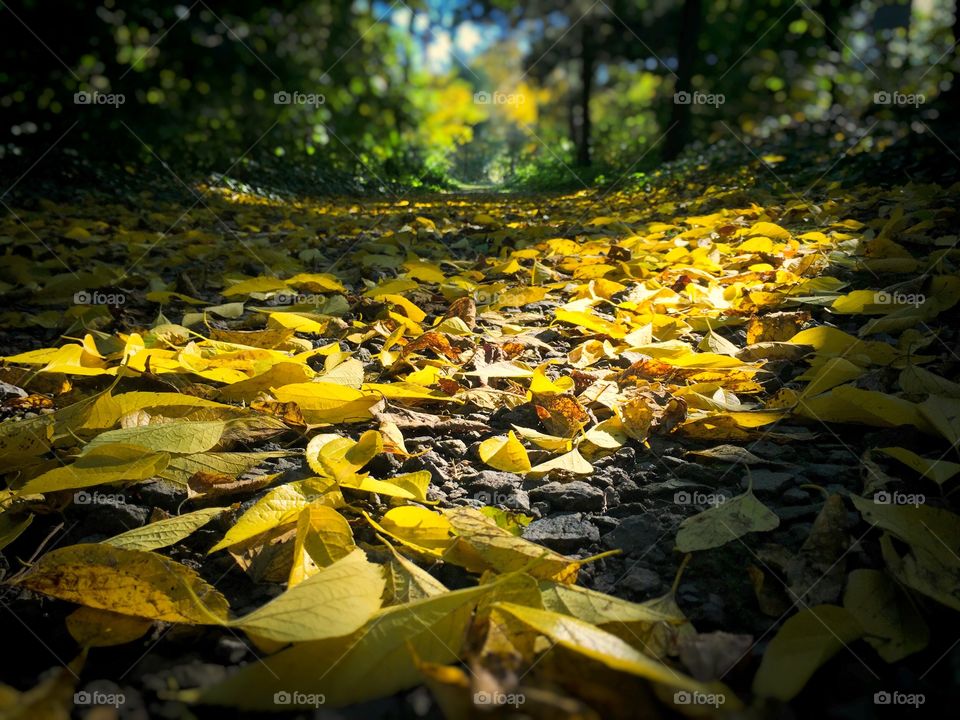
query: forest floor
[{"left": 1, "top": 130, "right": 959, "bottom": 719}]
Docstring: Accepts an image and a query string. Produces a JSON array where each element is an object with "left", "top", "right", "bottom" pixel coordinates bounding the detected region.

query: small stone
[
  {"left": 603, "top": 486, "right": 620, "bottom": 509},
  {"left": 741, "top": 470, "right": 794, "bottom": 495},
  {"left": 507, "top": 489, "right": 531, "bottom": 511},
  {"left": 529, "top": 480, "right": 605, "bottom": 511},
  {"left": 593, "top": 446, "right": 636, "bottom": 469},
  {"left": 701, "top": 593, "right": 726, "bottom": 626},
  {"left": 466, "top": 470, "right": 523, "bottom": 493},
  {"left": 598, "top": 466, "right": 629, "bottom": 487},
  {"left": 782, "top": 488, "right": 809, "bottom": 505},
  {"left": 591, "top": 515, "right": 620, "bottom": 533},
  {"left": 214, "top": 636, "right": 249, "bottom": 664},
  {"left": 621, "top": 566, "right": 662, "bottom": 596},
  {"left": 775, "top": 504, "right": 820, "bottom": 521},
  {"left": 437, "top": 438, "right": 467, "bottom": 456},
  {"left": 602, "top": 515, "right": 662, "bottom": 555},
  {"left": 134, "top": 480, "right": 186, "bottom": 512},
  {"left": 523, "top": 513, "right": 600, "bottom": 552}
]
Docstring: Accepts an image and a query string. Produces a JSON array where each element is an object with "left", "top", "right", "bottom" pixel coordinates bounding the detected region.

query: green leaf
[
  {"left": 752, "top": 605, "right": 863, "bottom": 700},
  {"left": 675, "top": 488, "right": 779, "bottom": 552},
  {"left": 843, "top": 569, "right": 928, "bottom": 662},
  {"left": 104, "top": 508, "right": 226, "bottom": 551}
]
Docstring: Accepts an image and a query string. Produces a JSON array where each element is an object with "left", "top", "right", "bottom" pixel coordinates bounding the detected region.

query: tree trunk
[
  {"left": 663, "top": 0, "right": 702, "bottom": 161},
  {"left": 577, "top": 23, "right": 594, "bottom": 167}
]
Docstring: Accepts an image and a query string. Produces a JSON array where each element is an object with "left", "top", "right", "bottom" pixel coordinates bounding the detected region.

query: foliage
[{"left": 1, "top": 134, "right": 958, "bottom": 715}]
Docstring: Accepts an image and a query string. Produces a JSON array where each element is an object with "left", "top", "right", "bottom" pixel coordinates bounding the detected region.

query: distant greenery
[{"left": 1, "top": 0, "right": 957, "bottom": 191}]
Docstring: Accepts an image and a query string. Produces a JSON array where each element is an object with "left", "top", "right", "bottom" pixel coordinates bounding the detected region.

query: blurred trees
[{"left": 1, "top": 0, "right": 957, "bottom": 187}]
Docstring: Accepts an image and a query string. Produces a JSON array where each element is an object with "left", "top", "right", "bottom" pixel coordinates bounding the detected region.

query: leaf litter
[{"left": 1, "top": 163, "right": 959, "bottom": 716}]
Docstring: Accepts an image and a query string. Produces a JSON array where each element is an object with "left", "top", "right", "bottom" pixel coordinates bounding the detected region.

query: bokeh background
[{"left": 1, "top": 0, "right": 957, "bottom": 190}]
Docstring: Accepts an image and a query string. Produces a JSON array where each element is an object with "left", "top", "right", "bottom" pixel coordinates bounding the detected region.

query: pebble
[
  {"left": 602, "top": 514, "right": 663, "bottom": 555},
  {"left": 529, "top": 480, "right": 605, "bottom": 511},
  {"left": 466, "top": 470, "right": 523, "bottom": 493},
  {"left": 620, "top": 566, "right": 662, "bottom": 596},
  {"left": 782, "top": 487, "right": 809, "bottom": 505},
  {"left": 741, "top": 470, "right": 795, "bottom": 495},
  {"left": 523, "top": 513, "right": 600, "bottom": 552}
]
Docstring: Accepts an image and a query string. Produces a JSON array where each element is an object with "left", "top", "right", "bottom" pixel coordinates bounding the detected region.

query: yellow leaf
[
  {"left": 196, "top": 584, "right": 491, "bottom": 710},
  {"left": 490, "top": 603, "right": 732, "bottom": 698},
  {"left": 209, "top": 478, "right": 341, "bottom": 552},
  {"left": 222, "top": 276, "right": 289, "bottom": 297},
  {"left": 273, "top": 382, "right": 381, "bottom": 423},
  {"left": 370, "top": 506, "right": 453, "bottom": 558},
  {"left": 286, "top": 272, "right": 347, "bottom": 293},
  {"left": 16, "top": 544, "right": 230, "bottom": 624},
  {"left": 478, "top": 431, "right": 531, "bottom": 473},
  {"left": 231, "top": 549, "right": 383, "bottom": 643},
  {"left": 19, "top": 444, "right": 169, "bottom": 495},
  {"left": 66, "top": 607, "right": 152, "bottom": 648},
  {"left": 876, "top": 447, "right": 960, "bottom": 486},
  {"left": 529, "top": 448, "right": 593, "bottom": 476},
  {"left": 744, "top": 221, "right": 791, "bottom": 242},
  {"left": 555, "top": 308, "right": 626, "bottom": 338},
  {"left": 443, "top": 507, "right": 579, "bottom": 582},
  {"left": 342, "top": 471, "right": 432, "bottom": 502}
]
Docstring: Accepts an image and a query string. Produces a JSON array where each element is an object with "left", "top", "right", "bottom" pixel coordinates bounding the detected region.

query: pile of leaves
[{"left": 1, "top": 151, "right": 959, "bottom": 718}]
